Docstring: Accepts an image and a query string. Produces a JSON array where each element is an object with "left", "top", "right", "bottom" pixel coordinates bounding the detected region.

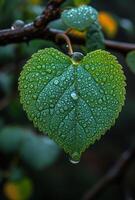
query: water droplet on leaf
[
  {"left": 69, "top": 152, "right": 80, "bottom": 164},
  {"left": 72, "top": 52, "right": 84, "bottom": 63},
  {"left": 54, "top": 80, "right": 59, "bottom": 85},
  {"left": 71, "top": 91, "right": 78, "bottom": 100},
  {"left": 69, "top": 158, "right": 80, "bottom": 164}
]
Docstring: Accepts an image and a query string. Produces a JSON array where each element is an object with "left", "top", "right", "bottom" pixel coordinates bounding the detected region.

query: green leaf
[
  {"left": 0, "top": 126, "right": 33, "bottom": 153},
  {"left": 0, "top": 72, "right": 13, "bottom": 96},
  {"left": 86, "top": 22, "right": 105, "bottom": 51},
  {"left": 20, "top": 136, "right": 60, "bottom": 170},
  {"left": 48, "top": 19, "right": 68, "bottom": 31},
  {"left": 16, "top": 178, "right": 33, "bottom": 200},
  {"left": 61, "top": 5, "right": 98, "bottom": 31},
  {"left": 126, "top": 50, "right": 135, "bottom": 74},
  {"left": 61, "top": 0, "right": 74, "bottom": 8},
  {"left": 19, "top": 48, "right": 126, "bottom": 162}
]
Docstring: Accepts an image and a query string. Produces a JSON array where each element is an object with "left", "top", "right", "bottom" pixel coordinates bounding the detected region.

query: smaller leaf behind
[
  {"left": 86, "top": 21, "right": 105, "bottom": 52},
  {"left": 126, "top": 50, "right": 135, "bottom": 74},
  {"left": 19, "top": 136, "right": 60, "bottom": 170},
  {"left": 61, "top": 5, "right": 98, "bottom": 31},
  {"left": 48, "top": 19, "right": 68, "bottom": 31},
  {"left": 0, "top": 127, "right": 32, "bottom": 153}
]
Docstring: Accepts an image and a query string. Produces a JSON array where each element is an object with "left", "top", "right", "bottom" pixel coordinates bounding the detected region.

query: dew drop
[
  {"left": 60, "top": 108, "right": 64, "bottom": 113},
  {"left": 64, "top": 105, "right": 68, "bottom": 111},
  {"left": 11, "top": 20, "right": 25, "bottom": 30},
  {"left": 91, "top": 67, "right": 95, "bottom": 70},
  {"left": 50, "top": 109, "right": 53, "bottom": 115},
  {"left": 33, "top": 95, "right": 37, "bottom": 100},
  {"left": 54, "top": 80, "right": 59, "bottom": 85},
  {"left": 72, "top": 52, "right": 84, "bottom": 63},
  {"left": 38, "top": 106, "right": 43, "bottom": 111},
  {"left": 110, "top": 75, "right": 114, "bottom": 80},
  {"left": 37, "top": 65, "right": 41, "bottom": 69},
  {"left": 71, "top": 91, "right": 78, "bottom": 100},
  {"left": 49, "top": 103, "right": 53, "bottom": 108},
  {"left": 46, "top": 68, "right": 52, "bottom": 73},
  {"left": 69, "top": 152, "right": 80, "bottom": 164},
  {"left": 103, "top": 77, "right": 107, "bottom": 82},
  {"left": 98, "top": 99, "right": 103, "bottom": 104},
  {"left": 69, "top": 159, "right": 80, "bottom": 164},
  {"left": 26, "top": 101, "right": 30, "bottom": 105}
]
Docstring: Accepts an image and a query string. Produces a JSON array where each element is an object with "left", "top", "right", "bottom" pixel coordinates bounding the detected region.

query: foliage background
[{"left": 0, "top": 0, "right": 135, "bottom": 199}]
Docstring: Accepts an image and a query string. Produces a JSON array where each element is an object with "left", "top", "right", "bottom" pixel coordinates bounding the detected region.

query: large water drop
[
  {"left": 54, "top": 80, "right": 59, "bottom": 85},
  {"left": 11, "top": 20, "right": 25, "bottom": 30},
  {"left": 71, "top": 91, "right": 78, "bottom": 100},
  {"left": 69, "top": 158, "right": 80, "bottom": 164},
  {"left": 69, "top": 152, "right": 80, "bottom": 164},
  {"left": 72, "top": 52, "right": 84, "bottom": 64}
]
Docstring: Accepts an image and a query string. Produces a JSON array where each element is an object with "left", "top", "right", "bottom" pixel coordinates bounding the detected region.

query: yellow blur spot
[
  {"left": 98, "top": 11, "right": 118, "bottom": 38},
  {"left": 68, "top": 29, "right": 86, "bottom": 39},
  {"left": 4, "top": 178, "right": 33, "bottom": 200},
  {"left": 4, "top": 182, "right": 21, "bottom": 200},
  {"left": 74, "top": 0, "right": 91, "bottom": 6},
  {"left": 28, "top": 0, "right": 42, "bottom": 5}
]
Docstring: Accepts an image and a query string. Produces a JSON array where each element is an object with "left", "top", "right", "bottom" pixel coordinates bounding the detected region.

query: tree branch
[
  {"left": 0, "top": 0, "right": 64, "bottom": 45},
  {"left": 0, "top": 26, "right": 135, "bottom": 53},
  {"left": 82, "top": 147, "right": 135, "bottom": 200},
  {"left": 105, "top": 40, "right": 135, "bottom": 53},
  {"left": 0, "top": 1, "right": 135, "bottom": 53}
]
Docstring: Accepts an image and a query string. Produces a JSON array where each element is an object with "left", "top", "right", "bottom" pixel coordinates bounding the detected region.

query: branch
[
  {"left": 50, "top": 29, "right": 135, "bottom": 52},
  {"left": 105, "top": 40, "right": 135, "bottom": 53},
  {"left": 0, "top": 1, "right": 135, "bottom": 53},
  {"left": 82, "top": 146, "right": 135, "bottom": 200},
  {"left": 0, "top": 26, "right": 135, "bottom": 53},
  {"left": 0, "top": 0, "right": 64, "bottom": 45}
]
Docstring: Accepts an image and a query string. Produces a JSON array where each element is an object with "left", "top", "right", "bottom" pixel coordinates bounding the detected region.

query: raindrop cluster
[{"left": 61, "top": 5, "right": 98, "bottom": 31}]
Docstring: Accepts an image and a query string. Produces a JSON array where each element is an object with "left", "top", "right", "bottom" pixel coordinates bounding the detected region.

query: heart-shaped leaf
[
  {"left": 61, "top": 5, "right": 98, "bottom": 31},
  {"left": 19, "top": 48, "right": 126, "bottom": 162}
]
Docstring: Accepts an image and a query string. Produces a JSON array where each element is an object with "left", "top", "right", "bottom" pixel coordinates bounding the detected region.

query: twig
[
  {"left": 56, "top": 33, "right": 73, "bottom": 55},
  {"left": 105, "top": 40, "right": 135, "bottom": 52},
  {"left": 50, "top": 29, "right": 135, "bottom": 53},
  {"left": 82, "top": 147, "right": 135, "bottom": 200}
]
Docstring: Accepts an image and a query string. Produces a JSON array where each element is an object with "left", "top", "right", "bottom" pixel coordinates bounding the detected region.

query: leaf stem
[{"left": 56, "top": 33, "right": 73, "bottom": 55}]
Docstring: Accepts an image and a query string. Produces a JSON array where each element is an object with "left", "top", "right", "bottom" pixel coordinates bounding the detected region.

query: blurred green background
[{"left": 0, "top": 0, "right": 135, "bottom": 200}]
